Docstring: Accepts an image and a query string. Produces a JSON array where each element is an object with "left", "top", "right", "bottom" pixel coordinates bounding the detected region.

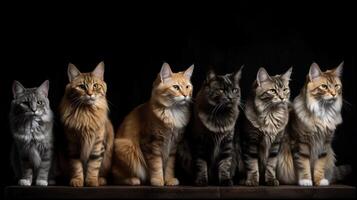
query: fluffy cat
[
  {"left": 242, "top": 67, "right": 292, "bottom": 186},
  {"left": 112, "top": 62, "right": 194, "bottom": 186},
  {"left": 277, "top": 62, "right": 344, "bottom": 186},
  {"left": 10, "top": 80, "right": 54, "bottom": 186},
  {"left": 59, "top": 62, "right": 114, "bottom": 187}
]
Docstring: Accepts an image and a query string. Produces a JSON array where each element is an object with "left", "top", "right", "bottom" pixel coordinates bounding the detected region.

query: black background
[{"left": 1, "top": 2, "right": 356, "bottom": 188}]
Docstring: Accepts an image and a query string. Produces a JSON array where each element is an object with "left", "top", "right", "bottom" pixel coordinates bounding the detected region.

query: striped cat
[
  {"left": 277, "top": 62, "right": 344, "bottom": 186},
  {"left": 59, "top": 62, "right": 114, "bottom": 187},
  {"left": 242, "top": 67, "right": 292, "bottom": 186},
  {"left": 112, "top": 63, "right": 194, "bottom": 186}
]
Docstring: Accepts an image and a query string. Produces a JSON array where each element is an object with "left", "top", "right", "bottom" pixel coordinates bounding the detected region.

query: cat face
[
  {"left": 66, "top": 62, "right": 107, "bottom": 106},
  {"left": 255, "top": 67, "right": 292, "bottom": 105},
  {"left": 204, "top": 68, "right": 242, "bottom": 107},
  {"left": 153, "top": 62, "right": 194, "bottom": 107},
  {"left": 12, "top": 80, "right": 50, "bottom": 116},
  {"left": 306, "top": 62, "right": 343, "bottom": 103}
]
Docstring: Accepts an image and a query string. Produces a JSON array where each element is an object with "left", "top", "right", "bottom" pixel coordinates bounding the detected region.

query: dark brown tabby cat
[
  {"left": 59, "top": 62, "right": 114, "bottom": 187},
  {"left": 277, "top": 62, "right": 344, "bottom": 186},
  {"left": 242, "top": 67, "right": 292, "bottom": 186}
]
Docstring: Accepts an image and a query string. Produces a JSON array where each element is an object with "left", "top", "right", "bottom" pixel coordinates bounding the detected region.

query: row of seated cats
[{"left": 10, "top": 61, "right": 350, "bottom": 187}]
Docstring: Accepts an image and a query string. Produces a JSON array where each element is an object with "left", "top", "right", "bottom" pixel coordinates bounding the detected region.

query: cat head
[
  {"left": 66, "top": 62, "right": 107, "bottom": 106},
  {"left": 254, "top": 67, "right": 292, "bottom": 105},
  {"left": 305, "top": 62, "right": 343, "bottom": 108},
  {"left": 202, "top": 67, "right": 243, "bottom": 107},
  {"left": 152, "top": 62, "right": 194, "bottom": 107},
  {"left": 12, "top": 80, "right": 50, "bottom": 116}
]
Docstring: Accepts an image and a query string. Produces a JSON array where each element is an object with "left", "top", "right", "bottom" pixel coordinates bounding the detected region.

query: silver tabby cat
[{"left": 10, "top": 80, "right": 54, "bottom": 186}]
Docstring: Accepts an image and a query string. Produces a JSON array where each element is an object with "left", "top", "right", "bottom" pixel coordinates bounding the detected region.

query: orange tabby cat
[
  {"left": 59, "top": 62, "right": 114, "bottom": 187},
  {"left": 112, "top": 62, "right": 194, "bottom": 186}
]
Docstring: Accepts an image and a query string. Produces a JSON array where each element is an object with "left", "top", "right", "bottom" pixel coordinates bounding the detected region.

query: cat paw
[
  {"left": 99, "top": 177, "right": 107, "bottom": 186},
  {"left": 266, "top": 179, "right": 279, "bottom": 186},
  {"left": 245, "top": 179, "right": 259, "bottom": 186},
  {"left": 150, "top": 177, "right": 164, "bottom": 186},
  {"left": 316, "top": 178, "right": 329, "bottom": 186},
  {"left": 126, "top": 177, "right": 141, "bottom": 186},
  {"left": 165, "top": 178, "right": 179, "bottom": 186},
  {"left": 69, "top": 178, "right": 84, "bottom": 187},
  {"left": 298, "top": 179, "right": 313, "bottom": 186},
  {"left": 194, "top": 177, "right": 208, "bottom": 186},
  {"left": 36, "top": 180, "right": 48, "bottom": 186},
  {"left": 220, "top": 179, "right": 233, "bottom": 186},
  {"left": 18, "top": 179, "right": 32, "bottom": 186},
  {"left": 85, "top": 178, "right": 99, "bottom": 187}
]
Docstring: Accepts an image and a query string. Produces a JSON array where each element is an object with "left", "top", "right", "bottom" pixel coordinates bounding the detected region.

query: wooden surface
[{"left": 4, "top": 185, "right": 356, "bottom": 199}]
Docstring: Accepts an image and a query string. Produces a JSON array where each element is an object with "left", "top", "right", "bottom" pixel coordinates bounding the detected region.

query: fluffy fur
[
  {"left": 10, "top": 80, "right": 54, "bottom": 186},
  {"left": 277, "top": 62, "right": 344, "bottom": 186},
  {"left": 242, "top": 67, "right": 292, "bottom": 186},
  {"left": 112, "top": 62, "right": 194, "bottom": 186},
  {"left": 59, "top": 62, "right": 114, "bottom": 187}
]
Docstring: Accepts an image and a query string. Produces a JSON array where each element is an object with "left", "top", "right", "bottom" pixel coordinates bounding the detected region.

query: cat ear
[
  {"left": 160, "top": 62, "right": 173, "bottom": 83},
  {"left": 206, "top": 70, "right": 216, "bottom": 82},
  {"left": 67, "top": 63, "right": 81, "bottom": 82},
  {"left": 38, "top": 80, "right": 50, "bottom": 97},
  {"left": 12, "top": 80, "right": 25, "bottom": 99},
  {"left": 184, "top": 64, "right": 194, "bottom": 79},
  {"left": 333, "top": 61, "right": 343, "bottom": 77},
  {"left": 282, "top": 67, "right": 293, "bottom": 81},
  {"left": 257, "top": 67, "right": 271, "bottom": 86},
  {"left": 234, "top": 65, "right": 244, "bottom": 82},
  {"left": 92, "top": 61, "right": 105, "bottom": 80},
  {"left": 309, "top": 62, "right": 322, "bottom": 81}
]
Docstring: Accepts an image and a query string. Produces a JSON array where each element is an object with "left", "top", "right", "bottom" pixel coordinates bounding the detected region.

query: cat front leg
[
  {"left": 313, "top": 145, "right": 334, "bottom": 186},
  {"left": 85, "top": 139, "right": 105, "bottom": 187},
  {"left": 294, "top": 143, "right": 313, "bottom": 186},
  {"left": 244, "top": 144, "right": 259, "bottom": 186},
  {"left": 218, "top": 134, "right": 234, "bottom": 186},
  {"left": 194, "top": 158, "right": 208, "bottom": 186},
  {"left": 147, "top": 153, "right": 164, "bottom": 186},
  {"left": 265, "top": 142, "right": 280, "bottom": 186},
  {"left": 164, "top": 154, "right": 179, "bottom": 186},
  {"left": 35, "top": 150, "right": 52, "bottom": 186},
  {"left": 19, "top": 158, "right": 33, "bottom": 186},
  {"left": 68, "top": 143, "right": 84, "bottom": 187}
]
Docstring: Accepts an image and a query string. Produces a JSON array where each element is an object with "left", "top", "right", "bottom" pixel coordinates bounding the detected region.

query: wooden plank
[{"left": 4, "top": 185, "right": 356, "bottom": 200}]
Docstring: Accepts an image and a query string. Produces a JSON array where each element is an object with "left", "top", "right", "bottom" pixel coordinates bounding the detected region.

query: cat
[
  {"left": 59, "top": 62, "right": 114, "bottom": 187},
  {"left": 188, "top": 68, "right": 243, "bottom": 186},
  {"left": 242, "top": 67, "right": 292, "bottom": 186},
  {"left": 277, "top": 62, "right": 344, "bottom": 186},
  {"left": 112, "top": 62, "right": 194, "bottom": 186},
  {"left": 10, "top": 80, "right": 54, "bottom": 186}
]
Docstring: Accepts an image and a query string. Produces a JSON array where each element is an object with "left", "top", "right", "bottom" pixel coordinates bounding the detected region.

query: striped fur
[
  {"left": 242, "top": 67, "right": 292, "bottom": 186},
  {"left": 112, "top": 63, "right": 194, "bottom": 186},
  {"left": 277, "top": 62, "right": 344, "bottom": 186},
  {"left": 59, "top": 62, "right": 114, "bottom": 187}
]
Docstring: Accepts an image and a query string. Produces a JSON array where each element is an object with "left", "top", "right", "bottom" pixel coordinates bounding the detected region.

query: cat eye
[
  {"left": 93, "top": 83, "right": 99, "bottom": 89},
  {"left": 232, "top": 88, "right": 239, "bottom": 93},
  {"left": 283, "top": 88, "right": 289, "bottom": 92},
  {"left": 79, "top": 84, "right": 86, "bottom": 90},
  {"left": 320, "top": 84, "right": 328, "bottom": 89},
  {"left": 335, "top": 84, "right": 341, "bottom": 89},
  {"left": 219, "top": 89, "right": 224, "bottom": 93},
  {"left": 37, "top": 100, "right": 43, "bottom": 105},
  {"left": 173, "top": 85, "right": 180, "bottom": 90},
  {"left": 186, "top": 85, "right": 190, "bottom": 89},
  {"left": 268, "top": 89, "right": 276, "bottom": 94}
]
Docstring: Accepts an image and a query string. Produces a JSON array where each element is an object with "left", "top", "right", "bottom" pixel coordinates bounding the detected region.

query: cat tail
[
  {"left": 80, "top": 137, "right": 96, "bottom": 164},
  {"left": 331, "top": 165, "right": 352, "bottom": 183},
  {"left": 29, "top": 147, "right": 42, "bottom": 168}
]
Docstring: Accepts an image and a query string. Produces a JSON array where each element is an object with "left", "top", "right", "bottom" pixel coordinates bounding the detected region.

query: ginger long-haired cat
[
  {"left": 112, "top": 62, "right": 194, "bottom": 186},
  {"left": 59, "top": 62, "right": 114, "bottom": 187}
]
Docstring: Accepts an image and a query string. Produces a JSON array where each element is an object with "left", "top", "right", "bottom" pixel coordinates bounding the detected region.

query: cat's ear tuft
[
  {"left": 67, "top": 63, "right": 81, "bottom": 82},
  {"left": 257, "top": 67, "right": 271, "bottom": 86},
  {"left": 333, "top": 61, "right": 343, "bottom": 77},
  {"left": 38, "top": 80, "right": 50, "bottom": 97},
  {"left": 282, "top": 67, "right": 293, "bottom": 81},
  {"left": 92, "top": 61, "right": 105, "bottom": 80},
  {"left": 12, "top": 80, "right": 25, "bottom": 99},
  {"left": 234, "top": 65, "right": 244, "bottom": 82},
  {"left": 160, "top": 62, "right": 173, "bottom": 83},
  {"left": 184, "top": 64, "right": 194, "bottom": 79},
  {"left": 309, "top": 62, "right": 322, "bottom": 81}
]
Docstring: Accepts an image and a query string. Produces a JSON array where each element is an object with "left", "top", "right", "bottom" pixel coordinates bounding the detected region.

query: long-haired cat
[
  {"left": 59, "top": 62, "right": 114, "bottom": 187},
  {"left": 242, "top": 67, "right": 292, "bottom": 186},
  {"left": 189, "top": 68, "right": 243, "bottom": 186},
  {"left": 112, "top": 62, "right": 194, "bottom": 186},
  {"left": 277, "top": 62, "right": 344, "bottom": 186},
  {"left": 10, "top": 80, "right": 54, "bottom": 186}
]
